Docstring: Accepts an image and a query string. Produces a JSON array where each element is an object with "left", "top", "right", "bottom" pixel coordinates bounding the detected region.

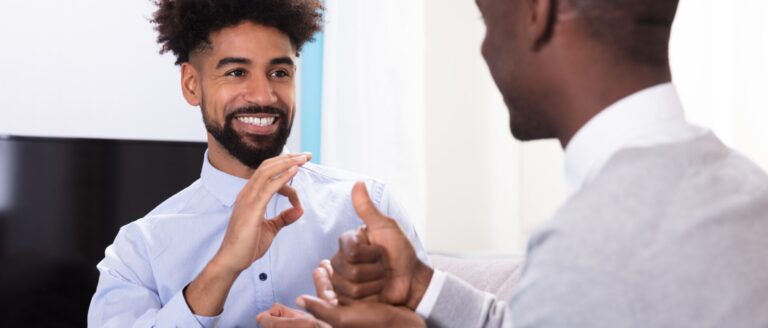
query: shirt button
[{"left": 259, "top": 273, "right": 268, "bottom": 281}]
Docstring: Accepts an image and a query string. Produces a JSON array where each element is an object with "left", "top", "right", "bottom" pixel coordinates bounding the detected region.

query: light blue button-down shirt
[{"left": 88, "top": 152, "right": 428, "bottom": 327}]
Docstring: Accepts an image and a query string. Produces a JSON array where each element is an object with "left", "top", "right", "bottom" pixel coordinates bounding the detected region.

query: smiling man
[
  {"left": 299, "top": 0, "right": 768, "bottom": 327},
  {"left": 87, "top": 1, "right": 427, "bottom": 327}
]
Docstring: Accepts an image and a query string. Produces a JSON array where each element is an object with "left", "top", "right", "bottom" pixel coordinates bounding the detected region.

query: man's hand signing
[
  {"left": 185, "top": 153, "right": 311, "bottom": 316},
  {"left": 297, "top": 258, "right": 425, "bottom": 328}
]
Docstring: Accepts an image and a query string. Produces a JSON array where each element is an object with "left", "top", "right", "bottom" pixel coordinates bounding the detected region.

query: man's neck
[
  {"left": 206, "top": 136, "right": 256, "bottom": 179},
  {"left": 555, "top": 63, "right": 672, "bottom": 148}
]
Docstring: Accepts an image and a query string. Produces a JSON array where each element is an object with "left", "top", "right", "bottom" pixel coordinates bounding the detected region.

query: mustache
[{"left": 225, "top": 105, "right": 286, "bottom": 121}]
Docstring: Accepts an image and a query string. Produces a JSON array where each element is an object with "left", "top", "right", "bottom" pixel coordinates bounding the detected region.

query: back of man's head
[{"left": 571, "top": 0, "right": 679, "bottom": 66}]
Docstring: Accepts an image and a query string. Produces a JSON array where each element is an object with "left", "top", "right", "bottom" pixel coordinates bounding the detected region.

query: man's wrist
[
  {"left": 406, "top": 261, "right": 434, "bottom": 310},
  {"left": 208, "top": 253, "right": 245, "bottom": 277},
  {"left": 184, "top": 258, "right": 242, "bottom": 316}
]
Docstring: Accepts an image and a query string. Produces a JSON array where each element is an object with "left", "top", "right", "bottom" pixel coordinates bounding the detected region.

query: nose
[{"left": 244, "top": 74, "right": 278, "bottom": 107}]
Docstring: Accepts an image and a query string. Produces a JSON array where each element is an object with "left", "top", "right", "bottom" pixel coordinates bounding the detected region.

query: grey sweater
[{"left": 428, "top": 133, "right": 768, "bottom": 327}]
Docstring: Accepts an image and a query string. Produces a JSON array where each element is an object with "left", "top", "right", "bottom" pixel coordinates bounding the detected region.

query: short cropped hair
[
  {"left": 571, "top": 0, "right": 679, "bottom": 66},
  {"left": 152, "top": 0, "right": 324, "bottom": 65}
]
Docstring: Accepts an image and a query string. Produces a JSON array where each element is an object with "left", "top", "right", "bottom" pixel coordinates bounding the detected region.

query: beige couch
[{"left": 428, "top": 254, "right": 524, "bottom": 300}]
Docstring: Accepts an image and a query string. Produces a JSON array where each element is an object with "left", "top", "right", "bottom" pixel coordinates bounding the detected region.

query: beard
[{"left": 202, "top": 103, "right": 293, "bottom": 169}]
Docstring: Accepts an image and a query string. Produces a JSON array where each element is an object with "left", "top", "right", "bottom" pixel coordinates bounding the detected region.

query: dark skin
[
  {"left": 296, "top": 256, "right": 426, "bottom": 328},
  {"left": 256, "top": 261, "right": 336, "bottom": 328},
  {"left": 300, "top": 0, "right": 675, "bottom": 324},
  {"left": 298, "top": 182, "right": 431, "bottom": 321},
  {"left": 479, "top": 0, "right": 672, "bottom": 146}
]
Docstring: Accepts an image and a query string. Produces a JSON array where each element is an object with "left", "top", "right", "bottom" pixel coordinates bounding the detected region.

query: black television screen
[{"left": 0, "top": 135, "right": 207, "bottom": 327}]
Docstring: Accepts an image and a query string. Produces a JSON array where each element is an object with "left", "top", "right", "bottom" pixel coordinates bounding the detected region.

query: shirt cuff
[
  {"left": 415, "top": 269, "right": 447, "bottom": 319},
  {"left": 194, "top": 313, "right": 221, "bottom": 328},
  {"left": 155, "top": 288, "right": 221, "bottom": 328}
]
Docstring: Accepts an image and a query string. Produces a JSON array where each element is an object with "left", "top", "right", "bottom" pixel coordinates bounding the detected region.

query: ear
[
  {"left": 528, "top": 0, "right": 556, "bottom": 50},
  {"left": 181, "top": 62, "right": 202, "bottom": 107}
]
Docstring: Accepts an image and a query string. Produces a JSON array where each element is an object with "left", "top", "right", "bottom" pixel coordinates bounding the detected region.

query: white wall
[
  {"left": 0, "top": 1, "right": 205, "bottom": 142},
  {"left": 0, "top": 0, "right": 311, "bottom": 149}
]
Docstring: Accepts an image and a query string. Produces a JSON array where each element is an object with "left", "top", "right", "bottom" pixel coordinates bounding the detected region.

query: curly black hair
[{"left": 152, "top": 0, "right": 324, "bottom": 65}]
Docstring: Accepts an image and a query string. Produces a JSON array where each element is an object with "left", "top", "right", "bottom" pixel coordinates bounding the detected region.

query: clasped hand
[{"left": 297, "top": 182, "right": 433, "bottom": 327}]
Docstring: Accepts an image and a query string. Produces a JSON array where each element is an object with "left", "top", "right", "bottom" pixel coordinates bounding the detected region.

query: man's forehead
[{"left": 204, "top": 22, "right": 296, "bottom": 62}]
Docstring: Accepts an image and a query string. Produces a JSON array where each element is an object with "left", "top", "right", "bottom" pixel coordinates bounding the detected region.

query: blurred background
[{"left": 0, "top": 0, "right": 766, "bottom": 257}]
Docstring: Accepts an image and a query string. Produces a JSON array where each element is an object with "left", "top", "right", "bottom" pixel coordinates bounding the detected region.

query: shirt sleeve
[{"left": 87, "top": 222, "right": 220, "bottom": 328}]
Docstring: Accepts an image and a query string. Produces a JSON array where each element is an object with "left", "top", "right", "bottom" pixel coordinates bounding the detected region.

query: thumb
[
  {"left": 268, "top": 207, "right": 304, "bottom": 233},
  {"left": 351, "top": 181, "right": 390, "bottom": 229},
  {"left": 297, "top": 296, "right": 338, "bottom": 325}
]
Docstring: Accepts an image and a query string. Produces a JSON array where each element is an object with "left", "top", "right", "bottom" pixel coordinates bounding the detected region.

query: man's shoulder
[
  {"left": 521, "top": 134, "right": 768, "bottom": 324},
  {"left": 111, "top": 178, "right": 220, "bottom": 249},
  {"left": 599, "top": 132, "right": 768, "bottom": 200},
  {"left": 143, "top": 179, "right": 210, "bottom": 217},
  {"left": 299, "top": 162, "right": 380, "bottom": 183},
  {"left": 547, "top": 132, "right": 768, "bottom": 254}
]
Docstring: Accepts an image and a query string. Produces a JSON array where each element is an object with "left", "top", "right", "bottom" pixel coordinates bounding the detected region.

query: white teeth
[{"left": 237, "top": 116, "right": 276, "bottom": 127}]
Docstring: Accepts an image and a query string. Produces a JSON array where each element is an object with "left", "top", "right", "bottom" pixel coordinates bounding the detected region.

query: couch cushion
[{"left": 428, "top": 254, "right": 524, "bottom": 300}]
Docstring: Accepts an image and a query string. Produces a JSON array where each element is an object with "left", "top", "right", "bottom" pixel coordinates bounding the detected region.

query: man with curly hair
[{"left": 87, "top": 1, "right": 427, "bottom": 327}]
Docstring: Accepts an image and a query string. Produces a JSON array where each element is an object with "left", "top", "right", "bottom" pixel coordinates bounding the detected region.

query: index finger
[
  {"left": 296, "top": 296, "right": 340, "bottom": 326},
  {"left": 237, "top": 156, "right": 306, "bottom": 204},
  {"left": 257, "top": 152, "right": 313, "bottom": 170},
  {"left": 260, "top": 152, "right": 313, "bottom": 174},
  {"left": 278, "top": 185, "right": 302, "bottom": 210},
  {"left": 320, "top": 258, "right": 334, "bottom": 276},
  {"left": 313, "top": 261, "right": 338, "bottom": 305}
]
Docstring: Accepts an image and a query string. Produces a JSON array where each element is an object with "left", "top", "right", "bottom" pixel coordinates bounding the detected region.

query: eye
[
  {"left": 226, "top": 69, "right": 247, "bottom": 78},
  {"left": 270, "top": 69, "right": 291, "bottom": 79}
]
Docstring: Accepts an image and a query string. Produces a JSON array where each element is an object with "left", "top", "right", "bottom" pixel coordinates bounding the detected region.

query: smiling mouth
[{"left": 235, "top": 114, "right": 280, "bottom": 127}]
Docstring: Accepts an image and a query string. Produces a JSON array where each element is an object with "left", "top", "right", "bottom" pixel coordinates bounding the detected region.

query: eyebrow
[
  {"left": 215, "top": 56, "right": 295, "bottom": 69},
  {"left": 270, "top": 56, "right": 295, "bottom": 67},
  {"left": 216, "top": 57, "right": 251, "bottom": 69}
]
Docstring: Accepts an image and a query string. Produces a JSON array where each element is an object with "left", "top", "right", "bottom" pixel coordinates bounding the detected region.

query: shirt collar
[
  {"left": 200, "top": 147, "right": 292, "bottom": 207},
  {"left": 200, "top": 150, "right": 248, "bottom": 207},
  {"left": 563, "top": 83, "right": 690, "bottom": 197}
]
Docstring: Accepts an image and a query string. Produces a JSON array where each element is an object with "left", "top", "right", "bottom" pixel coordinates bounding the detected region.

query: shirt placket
[{"left": 251, "top": 196, "right": 277, "bottom": 310}]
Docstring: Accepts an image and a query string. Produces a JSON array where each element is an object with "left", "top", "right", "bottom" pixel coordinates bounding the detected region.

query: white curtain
[
  {"left": 320, "top": 0, "right": 428, "bottom": 238},
  {"left": 671, "top": 0, "right": 768, "bottom": 169}
]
